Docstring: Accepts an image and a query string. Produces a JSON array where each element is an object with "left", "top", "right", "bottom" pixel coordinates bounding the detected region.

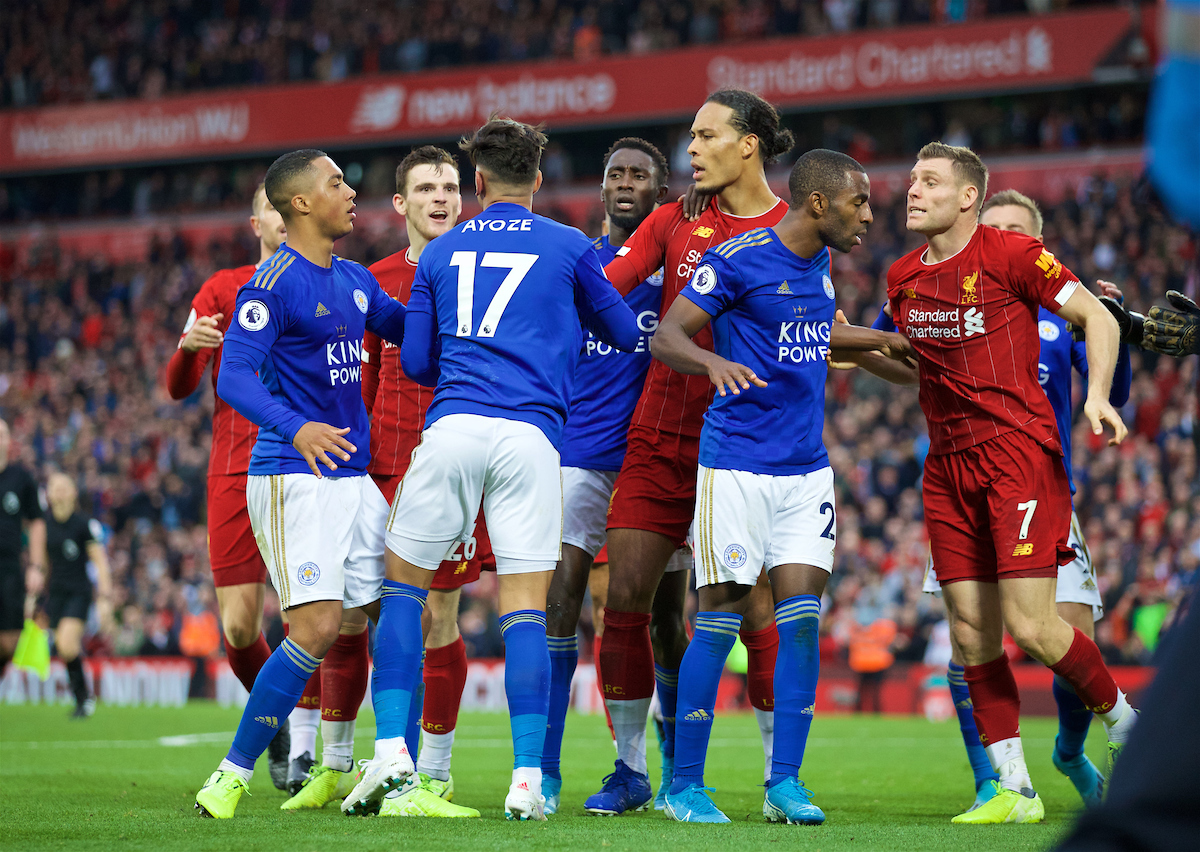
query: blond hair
[
  {"left": 981, "top": 188, "right": 1043, "bottom": 239},
  {"left": 918, "top": 141, "right": 988, "bottom": 215}
]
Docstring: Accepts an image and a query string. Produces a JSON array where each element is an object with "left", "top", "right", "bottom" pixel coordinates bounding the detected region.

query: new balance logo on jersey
[
  {"left": 1012, "top": 543, "right": 1034, "bottom": 556},
  {"left": 692, "top": 226, "right": 715, "bottom": 238},
  {"left": 254, "top": 715, "right": 279, "bottom": 728},
  {"left": 684, "top": 709, "right": 711, "bottom": 722},
  {"left": 315, "top": 302, "right": 331, "bottom": 317},
  {"left": 777, "top": 280, "right": 792, "bottom": 294},
  {"left": 963, "top": 307, "right": 985, "bottom": 337}
]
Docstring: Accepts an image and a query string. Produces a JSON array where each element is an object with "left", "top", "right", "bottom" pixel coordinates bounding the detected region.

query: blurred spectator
[{"left": 1, "top": 0, "right": 1141, "bottom": 109}]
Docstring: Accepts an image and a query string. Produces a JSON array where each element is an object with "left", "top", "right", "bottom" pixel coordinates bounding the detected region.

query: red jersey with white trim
[
  {"left": 604, "top": 197, "right": 787, "bottom": 437},
  {"left": 363, "top": 249, "right": 430, "bottom": 477},
  {"left": 173, "top": 265, "right": 259, "bottom": 475},
  {"left": 887, "top": 225, "right": 1082, "bottom": 457}
]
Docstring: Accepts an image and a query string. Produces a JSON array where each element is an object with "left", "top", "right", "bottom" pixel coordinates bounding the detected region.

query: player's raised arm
[
  {"left": 399, "top": 269, "right": 439, "bottom": 387},
  {"left": 574, "top": 249, "right": 641, "bottom": 352},
  {"left": 1056, "top": 285, "right": 1127, "bottom": 445}
]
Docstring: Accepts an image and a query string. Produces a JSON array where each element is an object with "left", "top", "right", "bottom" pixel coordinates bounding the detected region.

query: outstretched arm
[
  {"left": 399, "top": 276, "right": 439, "bottom": 388},
  {"left": 575, "top": 251, "right": 640, "bottom": 352}
]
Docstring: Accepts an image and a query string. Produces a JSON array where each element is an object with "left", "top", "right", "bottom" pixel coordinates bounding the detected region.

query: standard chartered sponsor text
[{"left": 707, "top": 29, "right": 1039, "bottom": 98}]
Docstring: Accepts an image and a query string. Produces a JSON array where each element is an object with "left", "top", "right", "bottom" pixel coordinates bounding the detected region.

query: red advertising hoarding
[{"left": 0, "top": 8, "right": 1137, "bottom": 174}]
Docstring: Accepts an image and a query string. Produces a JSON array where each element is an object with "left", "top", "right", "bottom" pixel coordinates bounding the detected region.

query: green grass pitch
[{"left": 1, "top": 702, "right": 1102, "bottom": 851}]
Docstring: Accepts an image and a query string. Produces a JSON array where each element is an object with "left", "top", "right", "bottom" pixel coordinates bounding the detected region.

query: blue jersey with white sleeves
[
  {"left": 401, "top": 202, "right": 640, "bottom": 449},
  {"left": 218, "top": 244, "right": 406, "bottom": 477},
  {"left": 559, "top": 235, "right": 662, "bottom": 471},
  {"left": 871, "top": 302, "right": 1131, "bottom": 494},
  {"left": 682, "top": 228, "right": 835, "bottom": 476}
]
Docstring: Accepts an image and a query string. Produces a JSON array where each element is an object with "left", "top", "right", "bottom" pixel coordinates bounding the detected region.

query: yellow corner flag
[{"left": 13, "top": 618, "right": 51, "bottom": 680}]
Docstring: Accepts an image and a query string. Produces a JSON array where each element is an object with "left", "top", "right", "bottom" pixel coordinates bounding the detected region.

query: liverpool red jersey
[
  {"left": 604, "top": 197, "right": 787, "bottom": 437},
  {"left": 887, "top": 225, "right": 1082, "bottom": 456},
  {"left": 364, "top": 249, "right": 432, "bottom": 477},
  {"left": 165, "top": 265, "right": 259, "bottom": 476}
]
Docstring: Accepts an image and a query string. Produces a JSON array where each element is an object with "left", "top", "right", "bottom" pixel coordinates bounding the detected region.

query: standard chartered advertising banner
[{"left": 0, "top": 7, "right": 1139, "bottom": 173}]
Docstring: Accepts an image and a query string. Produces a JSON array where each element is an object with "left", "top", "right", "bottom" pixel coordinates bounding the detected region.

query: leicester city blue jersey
[
  {"left": 683, "top": 228, "right": 835, "bottom": 476},
  {"left": 405, "top": 202, "right": 635, "bottom": 448},
  {"left": 559, "top": 235, "right": 661, "bottom": 471},
  {"left": 1034, "top": 307, "right": 1131, "bottom": 494},
  {"left": 222, "top": 244, "right": 402, "bottom": 477}
]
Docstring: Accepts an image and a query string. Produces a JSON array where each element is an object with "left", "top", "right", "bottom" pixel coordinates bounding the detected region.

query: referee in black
[
  {"left": 34, "top": 472, "right": 112, "bottom": 718},
  {"left": 0, "top": 419, "right": 46, "bottom": 677}
]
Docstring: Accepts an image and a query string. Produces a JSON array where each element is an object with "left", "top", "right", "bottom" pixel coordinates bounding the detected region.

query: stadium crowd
[
  {"left": 0, "top": 0, "right": 1107, "bottom": 109},
  {"left": 0, "top": 163, "right": 1193, "bottom": 680},
  {"left": 0, "top": 86, "right": 1146, "bottom": 225}
]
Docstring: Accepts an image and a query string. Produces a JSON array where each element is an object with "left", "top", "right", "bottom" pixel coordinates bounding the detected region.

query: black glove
[
  {"left": 1073, "top": 296, "right": 1145, "bottom": 345},
  {"left": 1143, "top": 290, "right": 1200, "bottom": 357}
]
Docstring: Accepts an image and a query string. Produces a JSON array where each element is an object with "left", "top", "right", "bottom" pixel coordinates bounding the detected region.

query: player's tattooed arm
[{"left": 651, "top": 296, "right": 767, "bottom": 396}]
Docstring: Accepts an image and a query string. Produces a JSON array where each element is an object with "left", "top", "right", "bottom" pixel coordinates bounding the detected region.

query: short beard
[{"left": 608, "top": 210, "right": 644, "bottom": 232}]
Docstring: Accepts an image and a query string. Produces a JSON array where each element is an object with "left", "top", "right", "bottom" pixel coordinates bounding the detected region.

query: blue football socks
[
  {"left": 227, "top": 637, "right": 321, "bottom": 770},
  {"left": 501, "top": 610, "right": 551, "bottom": 770},
  {"left": 769, "top": 595, "right": 821, "bottom": 788},
  {"left": 948, "top": 661, "right": 1001, "bottom": 788},
  {"left": 542, "top": 634, "right": 579, "bottom": 780},
  {"left": 1052, "top": 674, "right": 1092, "bottom": 759},
  {"left": 372, "top": 581, "right": 428, "bottom": 744},
  {"left": 670, "top": 612, "right": 742, "bottom": 794},
  {"left": 654, "top": 663, "right": 680, "bottom": 760}
]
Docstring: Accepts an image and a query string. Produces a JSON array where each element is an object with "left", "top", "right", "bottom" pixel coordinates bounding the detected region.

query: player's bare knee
[{"left": 222, "top": 621, "right": 260, "bottom": 650}]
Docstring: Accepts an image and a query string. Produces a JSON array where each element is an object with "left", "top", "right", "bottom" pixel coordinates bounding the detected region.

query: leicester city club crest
[
  {"left": 297, "top": 562, "right": 321, "bottom": 586},
  {"left": 823, "top": 274, "right": 835, "bottom": 300},
  {"left": 353, "top": 289, "right": 369, "bottom": 313},
  {"left": 723, "top": 544, "right": 748, "bottom": 569}
]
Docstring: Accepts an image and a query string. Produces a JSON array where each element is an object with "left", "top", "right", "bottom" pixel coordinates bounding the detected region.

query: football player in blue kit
[
  {"left": 540, "top": 137, "right": 689, "bottom": 815},
  {"left": 348, "top": 118, "right": 642, "bottom": 822},
  {"left": 195, "top": 149, "right": 407, "bottom": 819},
  {"left": 867, "top": 188, "right": 1132, "bottom": 811},
  {"left": 651, "top": 149, "right": 914, "bottom": 825}
]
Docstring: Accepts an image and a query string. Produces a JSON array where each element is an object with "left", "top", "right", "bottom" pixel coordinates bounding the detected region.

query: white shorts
[
  {"left": 561, "top": 467, "right": 618, "bottom": 558},
  {"left": 922, "top": 511, "right": 1103, "bottom": 620},
  {"left": 665, "top": 547, "right": 692, "bottom": 573},
  {"left": 386, "top": 413, "right": 562, "bottom": 575},
  {"left": 246, "top": 473, "right": 387, "bottom": 610},
  {"left": 692, "top": 465, "right": 837, "bottom": 588}
]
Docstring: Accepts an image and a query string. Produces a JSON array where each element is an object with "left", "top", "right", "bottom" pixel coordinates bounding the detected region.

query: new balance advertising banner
[{"left": 0, "top": 8, "right": 1137, "bottom": 173}]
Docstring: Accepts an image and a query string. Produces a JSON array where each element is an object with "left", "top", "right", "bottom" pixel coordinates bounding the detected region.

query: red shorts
[
  {"left": 207, "top": 473, "right": 268, "bottom": 587},
  {"left": 606, "top": 425, "right": 700, "bottom": 548},
  {"left": 371, "top": 473, "right": 495, "bottom": 590},
  {"left": 923, "top": 430, "right": 1075, "bottom": 584}
]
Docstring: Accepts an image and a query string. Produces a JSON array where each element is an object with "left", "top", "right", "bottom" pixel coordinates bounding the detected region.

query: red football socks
[
  {"left": 225, "top": 633, "right": 271, "bottom": 693},
  {"left": 321, "top": 630, "right": 369, "bottom": 721},
  {"left": 422, "top": 636, "right": 468, "bottom": 735},
  {"left": 1050, "top": 627, "right": 1120, "bottom": 714},
  {"left": 964, "top": 652, "right": 1022, "bottom": 746},
  {"left": 593, "top": 633, "right": 616, "bottom": 740},
  {"left": 740, "top": 622, "right": 779, "bottom": 711},
  {"left": 599, "top": 608, "right": 654, "bottom": 701}
]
